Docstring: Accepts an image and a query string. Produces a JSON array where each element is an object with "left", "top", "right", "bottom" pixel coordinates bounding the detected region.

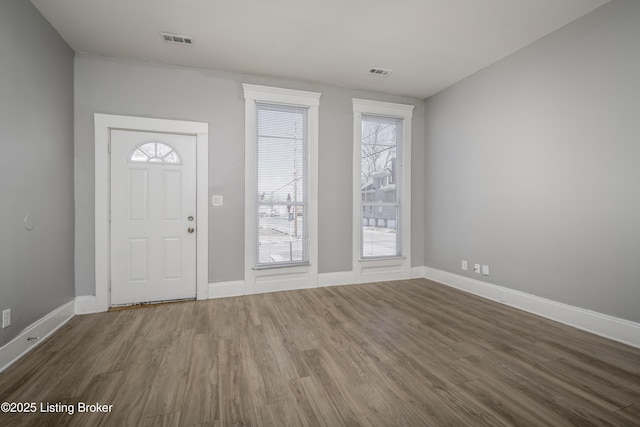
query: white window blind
[
  {"left": 255, "top": 102, "right": 309, "bottom": 266},
  {"left": 361, "top": 114, "right": 403, "bottom": 258}
]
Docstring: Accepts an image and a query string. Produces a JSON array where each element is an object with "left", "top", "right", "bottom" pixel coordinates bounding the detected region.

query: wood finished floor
[{"left": 1, "top": 279, "right": 639, "bottom": 426}]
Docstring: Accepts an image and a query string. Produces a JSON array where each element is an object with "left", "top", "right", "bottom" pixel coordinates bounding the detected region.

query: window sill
[
  {"left": 253, "top": 262, "right": 310, "bottom": 270},
  {"left": 358, "top": 256, "right": 407, "bottom": 269},
  {"left": 359, "top": 256, "right": 406, "bottom": 262},
  {"left": 253, "top": 263, "right": 311, "bottom": 277}
]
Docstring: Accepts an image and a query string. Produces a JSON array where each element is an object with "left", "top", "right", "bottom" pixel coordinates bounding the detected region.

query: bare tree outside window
[
  {"left": 361, "top": 121, "right": 396, "bottom": 186},
  {"left": 361, "top": 115, "right": 402, "bottom": 258}
]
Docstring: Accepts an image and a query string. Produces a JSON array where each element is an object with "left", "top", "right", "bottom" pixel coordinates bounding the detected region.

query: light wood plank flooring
[{"left": 1, "top": 279, "right": 639, "bottom": 426}]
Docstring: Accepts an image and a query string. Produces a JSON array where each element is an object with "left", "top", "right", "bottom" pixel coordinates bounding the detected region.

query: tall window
[
  {"left": 360, "top": 114, "right": 403, "bottom": 257},
  {"left": 353, "top": 99, "right": 413, "bottom": 282},
  {"left": 244, "top": 85, "right": 320, "bottom": 294},
  {"left": 256, "top": 103, "right": 308, "bottom": 266}
]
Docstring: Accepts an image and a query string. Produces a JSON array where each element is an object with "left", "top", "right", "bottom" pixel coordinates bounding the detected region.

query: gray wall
[
  {"left": 0, "top": 0, "right": 75, "bottom": 346},
  {"left": 424, "top": 0, "right": 640, "bottom": 322},
  {"left": 74, "top": 55, "right": 424, "bottom": 296}
]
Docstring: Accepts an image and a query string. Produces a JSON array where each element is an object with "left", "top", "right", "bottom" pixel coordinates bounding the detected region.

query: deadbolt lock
[{"left": 188, "top": 216, "right": 194, "bottom": 221}]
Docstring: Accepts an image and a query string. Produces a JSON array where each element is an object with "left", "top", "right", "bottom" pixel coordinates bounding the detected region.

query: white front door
[{"left": 110, "top": 129, "right": 197, "bottom": 305}]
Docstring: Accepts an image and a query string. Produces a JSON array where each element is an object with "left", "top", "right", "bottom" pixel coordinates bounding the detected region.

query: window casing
[
  {"left": 244, "top": 84, "right": 320, "bottom": 294},
  {"left": 353, "top": 99, "right": 414, "bottom": 282}
]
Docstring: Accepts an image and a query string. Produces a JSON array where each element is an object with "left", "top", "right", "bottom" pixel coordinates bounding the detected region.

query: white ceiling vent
[
  {"left": 368, "top": 68, "right": 392, "bottom": 77},
  {"left": 160, "top": 32, "right": 193, "bottom": 45}
]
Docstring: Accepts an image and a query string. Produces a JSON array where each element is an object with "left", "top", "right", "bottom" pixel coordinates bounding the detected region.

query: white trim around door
[{"left": 94, "top": 114, "right": 209, "bottom": 312}]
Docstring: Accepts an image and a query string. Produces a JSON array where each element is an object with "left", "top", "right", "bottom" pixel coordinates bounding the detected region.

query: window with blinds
[
  {"left": 255, "top": 102, "right": 309, "bottom": 266},
  {"left": 360, "top": 114, "right": 403, "bottom": 258}
]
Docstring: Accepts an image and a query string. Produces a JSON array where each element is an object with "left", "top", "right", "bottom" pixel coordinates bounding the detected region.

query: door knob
[{"left": 188, "top": 227, "right": 195, "bottom": 234}]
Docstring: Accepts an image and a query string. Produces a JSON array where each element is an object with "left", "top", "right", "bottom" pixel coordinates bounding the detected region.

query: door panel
[
  {"left": 110, "top": 129, "right": 197, "bottom": 305},
  {"left": 162, "top": 238, "right": 182, "bottom": 279},
  {"left": 128, "top": 169, "right": 148, "bottom": 221},
  {"left": 128, "top": 239, "right": 148, "bottom": 282},
  {"left": 162, "top": 170, "right": 182, "bottom": 221}
]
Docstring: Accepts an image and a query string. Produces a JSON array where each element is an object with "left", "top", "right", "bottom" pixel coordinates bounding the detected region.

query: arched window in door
[{"left": 128, "top": 140, "right": 181, "bottom": 164}]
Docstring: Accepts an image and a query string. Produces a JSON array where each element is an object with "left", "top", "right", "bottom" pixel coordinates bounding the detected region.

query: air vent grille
[
  {"left": 368, "top": 68, "right": 392, "bottom": 77},
  {"left": 160, "top": 32, "right": 194, "bottom": 45}
]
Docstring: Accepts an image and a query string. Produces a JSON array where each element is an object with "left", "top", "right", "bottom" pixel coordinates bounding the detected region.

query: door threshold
[{"left": 109, "top": 298, "right": 195, "bottom": 312}]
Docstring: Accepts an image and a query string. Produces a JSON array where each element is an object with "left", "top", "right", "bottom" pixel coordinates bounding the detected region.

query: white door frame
[{"left": 94, "top": 114, "right": 209, "bottom": 312}]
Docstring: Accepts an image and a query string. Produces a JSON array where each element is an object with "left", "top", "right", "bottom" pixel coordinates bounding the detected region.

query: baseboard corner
[
  {"left": 208, "top": 280, "right": 245, "bottom": 299},
  {"left": 0, "top": 300, "right": 75, "bottom": 373},
  {"left": 411, "top": 266, "right": 427, "bottom": 279},
  {"left": 75, "top": 295, "right": 100, "bottom": 315}
]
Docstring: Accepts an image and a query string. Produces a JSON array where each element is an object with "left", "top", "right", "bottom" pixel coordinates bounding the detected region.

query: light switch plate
[{"left": 211, "top": 195, "right": 223, "bottom": 206}]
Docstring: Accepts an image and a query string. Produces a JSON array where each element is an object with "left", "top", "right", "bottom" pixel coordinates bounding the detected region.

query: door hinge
[{"left": 108, "top": 280, "right": 112, "bottom": 291}]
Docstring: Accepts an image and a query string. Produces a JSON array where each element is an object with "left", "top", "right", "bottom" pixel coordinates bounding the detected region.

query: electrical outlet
[
  {"left": 474, "top": 264, "right": 480, "bottom": 273},
  {"left": 2, "top": 309, "right": 10, "bottom": 328},
  {"left": 461, "top": 260, "right": 468, "bottom": 271},
  {"left": 482, "top": 264, "right": 490, "bottom": 276}
]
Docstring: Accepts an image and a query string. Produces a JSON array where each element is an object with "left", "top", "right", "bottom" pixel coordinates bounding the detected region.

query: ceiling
[{"left": 31, "top": 0, "right": 609, "bottom": 99}]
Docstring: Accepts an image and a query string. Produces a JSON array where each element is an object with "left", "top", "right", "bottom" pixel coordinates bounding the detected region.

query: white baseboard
[
  {"left": 210, "top": 270, "right": 395, "bottom": 295},
  {"left": 208, "top": 280, "right": 245, "bottom": 299},
  {"left": 422, "top": 266, "right": 640, "bottom": 349},
  {"left": 319, "top": 268, "right": 426, "bottom": 288},
  {"left": 318, "top": 271, "right": 354, "bottom": 287},
  {"left": 0, "top": 300, "right": 75, "bottom": 373},
  {"left": 254, "top": 276, "right": 315, "bottom": 295},
  {"left": 75, "top": 295, "right": 99, "bottom": 314},
  {"left": 411, "top": 266, "right": 427, "bottom": 279}
]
